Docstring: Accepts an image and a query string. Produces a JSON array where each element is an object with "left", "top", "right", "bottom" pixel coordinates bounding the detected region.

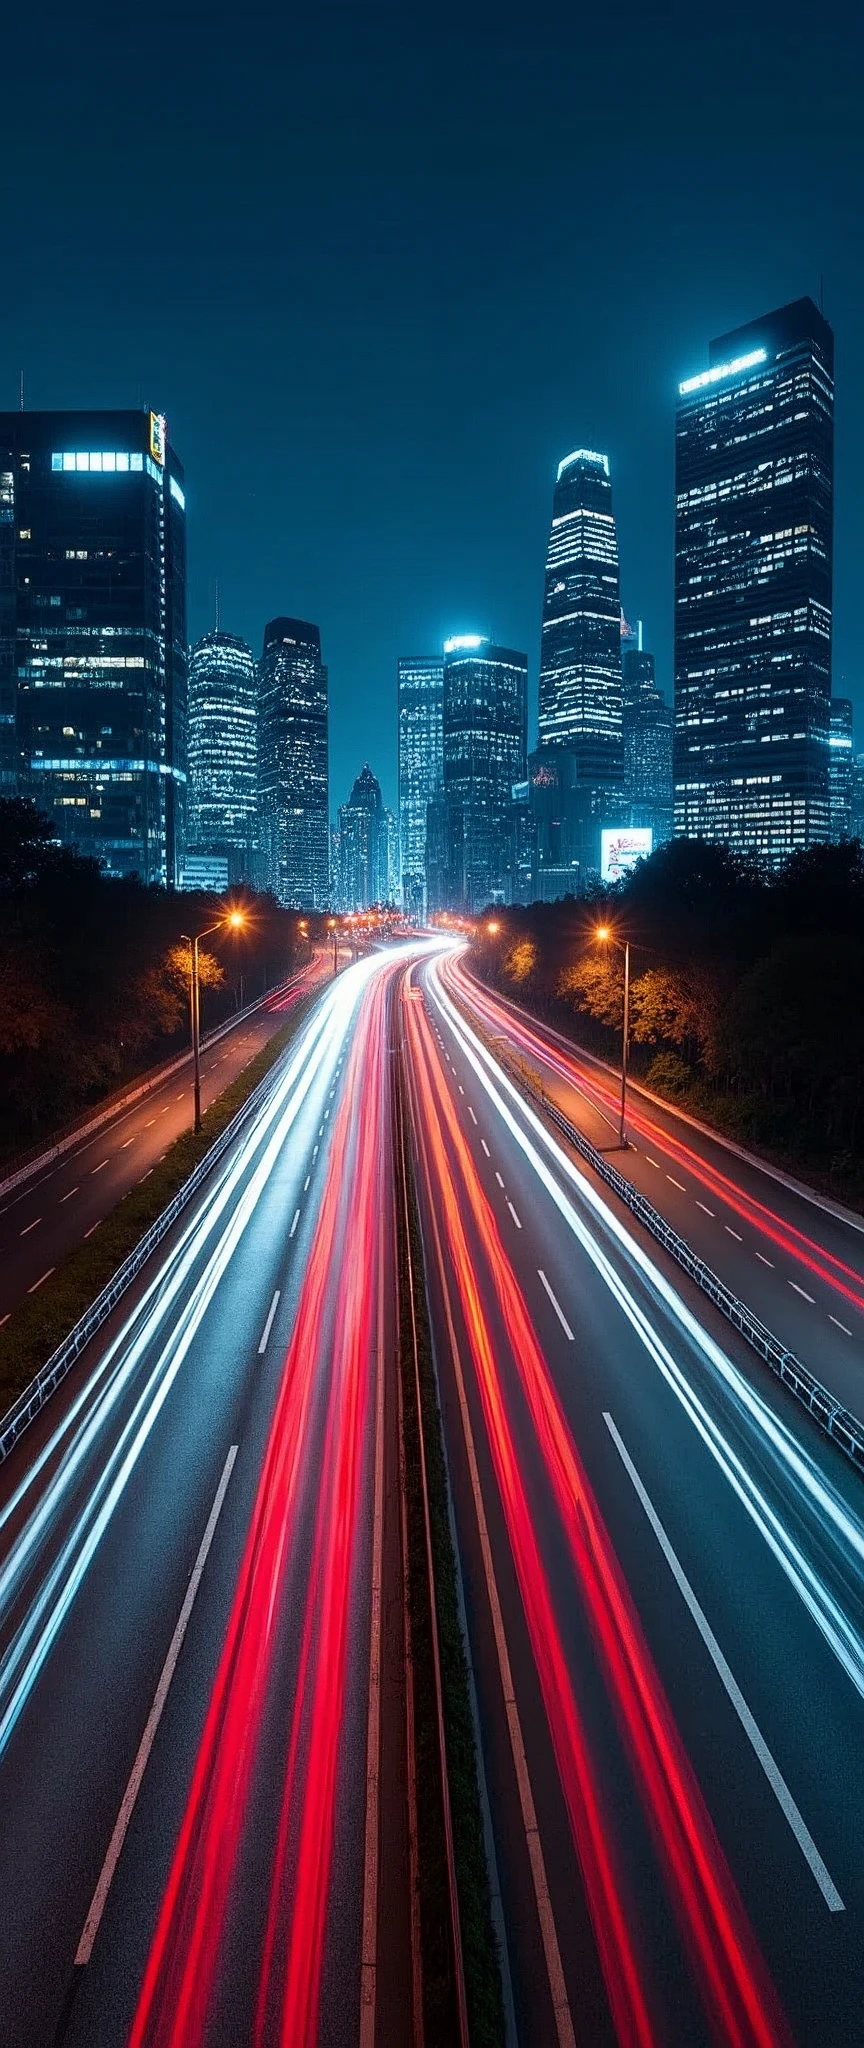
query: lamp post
[
  {"left": 328, "top": 917, "right": 338, "bottom": 976},
  {"left": 596, "top": 924, "right": 630, "bottom": 1148},
  {"left": 181, "top": 908, "right": 245, "bottom": 1134}
]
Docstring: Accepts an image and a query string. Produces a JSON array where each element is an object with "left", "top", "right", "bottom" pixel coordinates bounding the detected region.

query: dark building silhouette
[
  {"left": 441, "top": 636, "right": 527, "bottom": 910},
  {"left": 674, "top": 298, "right": 834, "bottom": 860},
  {"left": 338, "top": 764, "right": 386, "bottom": 910},
  {"left": 257, "top": 617, "right": 329, "bottom": 907},
  {"left": 187, "top": 630, "right": 257, "bottom": 881},
  {"left": 622, "top": 638, "right": 673, "bottom": 845},
  {"left": 0, "top": 407, "right": 186, "bottom": 882}
]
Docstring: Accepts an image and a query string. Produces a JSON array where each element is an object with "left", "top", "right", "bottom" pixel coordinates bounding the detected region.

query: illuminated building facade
[
  {"left": 828, "top": 697, "right": 853, "bottom": 841},
  {"left": 0, "top": 407, "right": 187, "bottom": 882},
  {"left": 538, "top": 448, "right": 623, "bottom": 780},
  {"left": 187, "top": 630, "right": 257, "bottom": 881},
  {"left": 397, "top": 655, "right": 444, "bottom": 918},
  {"left": 338, "top": 764, "right": 385, "bottom": 911},
  {"left": 622, "top": 640, "right": 673, "bottom": 844},
  {"left": 257, "top": 616, "right": 329, "bottom": 908},
  {"left": 441, "top": 635, "right": 527, "bottom": 910},
  {"left": 674, "top": 298, "right": 834, "bottom": 860}
]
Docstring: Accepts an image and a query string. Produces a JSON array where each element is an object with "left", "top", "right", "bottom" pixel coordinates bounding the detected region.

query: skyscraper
[
  {"left": 338, "top": 765, "right": 385, "bottom": 911},
  {"left": 674, "top": 298, "right": 834, "bottom": 860},
  {"left": 538, "top": 448, "right": 623, "bottom": 780},
  {"left": 0, "top": 407, "right": 187, "bottom": 882},
  {"left": 828, "top": 698, "right": 853, "bottom": 841},
  {"left": 397, "top": 655, "right": 444, "bottom": 918},
  {"left": 187, "top": 630, "right": 257, "bottom": 880},
  {"left": 442, "top": 635, "right": 527, "bottom": 910},
  {"left": 257, "top": 617, "right": 329, "bottom": 908},
  {"left": 622, "top": 642, "right": 673, "bottom": 845},
  {"left": 383, "top": 806, "right": 401, "bottom": 904}
]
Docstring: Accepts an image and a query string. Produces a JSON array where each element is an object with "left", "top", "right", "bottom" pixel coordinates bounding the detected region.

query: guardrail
[
  {"left": 492, "top": 1042, "right": 864, "bottom": 1478},
  {"left": 0, "top": 1042, "right": 294, "bottom": 1468}
]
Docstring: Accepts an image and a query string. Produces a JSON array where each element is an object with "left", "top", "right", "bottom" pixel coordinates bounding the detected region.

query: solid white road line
[
  {"left": 666, "top": 1174, "right": 686, "bottom": 1191},
  {"left": 603, "top": 1411, "right": 844, "bottom": 1914},
  {"left": 480, "top": 1138, "right": 490, "bottom": 1157},
  {"left": 790, "top": 1282, "right": 815, "bottom": 1304},
  {"left": 537, "top": 1269, "right": 574, "bottom": 1341},
  {"left": 829, "top": 1315, "right": 853, "bottom": 1337},
  {"left": 755, "top": 1252, "right": 774, "bottom": 1267},
  {"left": 507, "top": 1201, "right": 522, "bottom": 1230},
  {"left": 696, "top": 1200, "right": 715, "bottom": 1217},
  {"left": 75, "top": 1445, "right": 238, "bottom": 1965},
  {"left": 289, "top": 1208, "right": 300, "bottom": 1238},
  {"left": 258, "top": 1290, "right": 281, "bottom": 1354}
]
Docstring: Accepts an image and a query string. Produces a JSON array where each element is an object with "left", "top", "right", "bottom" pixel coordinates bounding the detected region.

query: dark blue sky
[{"left": 3, "top": 0, "right": 861, "bottom": 812}]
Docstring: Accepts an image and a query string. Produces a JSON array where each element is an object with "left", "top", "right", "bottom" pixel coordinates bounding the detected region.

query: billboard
[{"left": 600, "top": 826, "right": 653, "bottom": 883}]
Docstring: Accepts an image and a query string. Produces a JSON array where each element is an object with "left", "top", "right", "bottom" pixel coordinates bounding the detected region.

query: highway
[
  {"left": 0, "top": 948, "right": 416, "bottom": 2048},
  {"left": 443, "top": 953, "right": 864, "bottom": 1418},
  {"left": 0, "top": 953, "right": 331, "bottom": 1329},
  {"left": 405, "top": 947, "right": 864, "bottom": 2046}
]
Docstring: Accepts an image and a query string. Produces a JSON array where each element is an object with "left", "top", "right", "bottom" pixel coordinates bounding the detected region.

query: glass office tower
[
  {"left": 828, "top": 697, "right": 853, "bottom": 841},
  {"left": 674, "top": 298, "right": 834, "bottom": 860},
  {"left": 257, "top": 616, "right": 329, "bottom": 908},
  {"left": 0, "top": 407, "right": 187, "bottom": 882},
  {"left": 338, "top": 764, "right": 386, "bottom": 911},
  {"left": 397, "top": 655, "right": 444, "bottom": 918},
  {"left": 187, "top": 630, "right": 257, "bottom": 880},
  {"left": 441, "top": 635, "right": 527, "bottom": 910},
  {"left": 538, "top": 448, "right": 623, "bottom": 779},
  {"left": 622, "top": 646, "right": 673, "bottom": 844}
]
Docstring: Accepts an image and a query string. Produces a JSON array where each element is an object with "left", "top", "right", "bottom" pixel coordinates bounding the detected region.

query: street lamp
[
  {"left": 596, "top": 924, "right": 630, "bottom": 1148},
  {"left": 181, "top": 907, "right": 245, "bottom": 1134},
  {"left": 487, "top": 920, "right": 500, "bottom": 935},
  {"left": 328, "top": 917, "right": 338, "bottom": 977}
]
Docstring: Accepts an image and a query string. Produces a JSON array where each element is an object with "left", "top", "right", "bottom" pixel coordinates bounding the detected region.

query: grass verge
[
  {"left": 396, "top": 1080, "right": 505, "bottom": 2045},
  {"left": 0, "top": 992, "right": 316, "bottom": 1416}
]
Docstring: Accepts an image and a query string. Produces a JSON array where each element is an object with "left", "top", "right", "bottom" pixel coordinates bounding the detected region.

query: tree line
[
  {"left": 0, "top": 799, "right": 309, "bottom": 1156},
  {"left": 472, "top": 838, "right": 864, "bottom": 1195}
]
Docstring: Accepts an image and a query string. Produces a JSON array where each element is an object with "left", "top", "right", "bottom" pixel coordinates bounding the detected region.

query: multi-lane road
[{"left": 1, "top": 937, "right": 864, "bottom": 2045}]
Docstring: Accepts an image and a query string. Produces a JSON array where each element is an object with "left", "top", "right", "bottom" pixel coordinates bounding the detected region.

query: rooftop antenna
[{"left": 19, "top": 370, "right": 24, "bottom": 412}]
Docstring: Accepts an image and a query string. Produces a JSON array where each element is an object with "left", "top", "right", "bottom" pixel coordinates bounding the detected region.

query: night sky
[{"left": 4, "top": 0, "right": 861, "bottom": 813}]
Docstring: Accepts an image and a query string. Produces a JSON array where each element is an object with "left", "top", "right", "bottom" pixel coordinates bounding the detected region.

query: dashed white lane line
[
  {"left": 755, "top": 1252, "right": 774, "bottom": 1268},
  {"left": 59, "top": 1186, "right": 80, "bottom": 1203},
  {"left": 0, "top": 1313, "right": 9, "bottom": 1330},
  {"left": 75, "top": 1444, "right": 238, "bottom": 1964},
  {"left": 458, "top": 1083, "right": 465, "bottom": 1095},
  {"left": 666, "top": 1174, "right": 686, "bottom": 1192},
  {"left": 604, "top": 1410, "right": 845, "bottom": 1914},
  {"left": 318, "top": 1125, "right": 324, "bottom": 1137},
  {"left": 829, "top": 1315, "right": 853, "bottom": 1337},
  {"left": 290, "top": 1208, "right": 301, "bottom": 1238},
  {"left": 121, "top": 1136, "right": 136, "bottom": 1150},
  {"left": 28, "top": 1267, "right": 56, "bottom": 1292},
  {"left": 789, "top": 1281, "right": 815, "bottom": 1304},
  {"left": 696, "top": 1201, "right": 715, "bottom": 1218},
  {"left": 480, "top": 1138, "right": 490, "bottom": 1157},
  {"left": 495, "top": 1171, "right": 505, "bottom": 1189},
  {"left": 84, "top": 1221, "right": 101, "bottom": 1239},
  {"left": 91, "top": 1159, "right": 109, "bottom": 1175},
  {"left": 19, "top": 1218, "right": 41, "bottom": 1237},
  {"left": 468, "top": 1105, "right": 478, "bottom": 1124},
  {"left": 304, "top": 1175, "right": 311, "bottom": 1192},
  {"left": 725, "top": 1226, "right": 743, "bottom": 1242},
  {"left": 507, "top": 1201, "right": 522, "bottom": 1230},
  {"left": 258, "top": 1291, "right": 281, "bottom": 1354},
  {"left": 144, "top": 1118, "right": 157, "bottom": 1129},
  {"left": 646, "top": 1156, "right": 661, "bottom": 1170},
  {"left": 538, "top": 1269, "right": 574, "bottom": 1341},
  {"left": 139, "top": 1169, "right": 153, "bottom": 1183}
]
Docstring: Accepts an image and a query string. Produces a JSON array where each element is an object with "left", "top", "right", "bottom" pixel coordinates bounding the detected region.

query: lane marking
[
  {"left": 144, "top": 1118, "right": 157, "bottom": 1129},
  {"left": 75, "top": 1446, "right": 238, "bottom": 1965},
  {"left": 120, "top": 1136, "right": 136, "bottom": 1150},
  {"left": 507, "top": 1201, "right": 522, "bottom": 1230},
  {"left": 139, "top": 1169, "right": 153, "bottom": 1183},
  {"left": 0, "top": 1313, "right": 9, "bottom": 1330},
  {"left": 91, "top": 1159, "right": 109, "bottom": 1175},
  {"left": 604, "top": 1411, "right": 845, "bottom": 1914},
  {"left": 829, "top": 1315, "right": 852, "bottom": 1337},
  {"left": 19, "top": 1218, "right": 41, "bottom": 1236},
  {"left": 480, "top": 1138, "right": 490, "bottom": 1157},
  {"left": 666, "top": 1175, "right": 686, "bottom": 1192},
  {"left": 646, "top": 1156, "right": 660, "bottom": 1169},
  {"left": 495, "top": 1171, "right": 505, "bottom": 1189},
  {"left": 84, "top": 1222, "right": 101, "bottom": 1239},
  {"left": 755, "top": 1252, "right": 774, "bottom": 1268},
  {"left": 258, "top": 1290, "right": 281, "bottom": 1354},
  {"left": 538, "top": 1269, "right": 574, "bottom": 1341},
  {"left": 27, "top": 1268, "right": 55, "bottom": 1293},
  {"left": 59, "top": 1186, "right": 80, "bottom": 1203},
  {"left": 725, "top": 1226, "right": 743, "bottom": 1242},
  {"left": 312, "top": 1144, "right": 319, "bottom": 1160},
  {"left": 289, "top": 1208, "right": 300, "bottom": 1238},
  {"left": 696, "top": 1201, "right": 715, "bottom": 1218},
  {"left": 789, "top": 1282, "right": 815, "bottom": 1304},
  {"left": 458, "top": 1084, "right": 465, "bottom": 1095},
  {"left": 303, "top": 1175, "right": 311, "bottom": 1192},
  {"left": 468, "top": 1105, "right": 478, "bottom": 1124}
]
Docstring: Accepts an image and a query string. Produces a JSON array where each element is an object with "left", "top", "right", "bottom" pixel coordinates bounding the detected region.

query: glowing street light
[
  {"left": 596, "top": 922, "right": 630, "bottom": 1148},
  {"left": 487, "top": 920, "right": 500, "bottom": 935},
  {"left": 181, "top": 905, "right": 246, "bottom": 1133}
]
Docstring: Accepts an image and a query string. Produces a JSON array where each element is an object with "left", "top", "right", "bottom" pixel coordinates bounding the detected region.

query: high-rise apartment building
[
  {"left": 441, "top": 635, "right": 527, "bottom": 910},
  {"left": 257, "top": 617, "right": 329, "bottom": 908},
  {"left": 397, "top": 656, "right": 444, "bottom": 918},
  {"left": 828, "top": 698, "right": 853, "bottom": 841},
  {"left": 622, "top": 643, "right": 673, "bottom": 845},
  {"left": 674, "top": 298, "right": 834, "bottom": 860},
  {"left": 538, "top": 448, "right": 623, "bottom": 779},
  {"left": 338, "top": 765, "right": 385, "bottom": 911},
  {"left": 187, "top": 630, "right": 257, "bottom": 880},
  {"left": 0, "top": 407, "right": 187, "bottom": 882}
]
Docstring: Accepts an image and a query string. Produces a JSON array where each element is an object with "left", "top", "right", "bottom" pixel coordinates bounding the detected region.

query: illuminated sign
[
  {"left": 678, "top": 348, "right": 767, "bottom": 397},
  {"left": 443, "top": 634, "right": 486, "bottom": 654},
  {"left": 600, "top": 826, "right": 653, "bottom": 883},
  {"left": 557, "top": 448, "right": 610, "bottom": 481},
  {"left": 149, "top": 411, "right": 166, "bottom": 465}
]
